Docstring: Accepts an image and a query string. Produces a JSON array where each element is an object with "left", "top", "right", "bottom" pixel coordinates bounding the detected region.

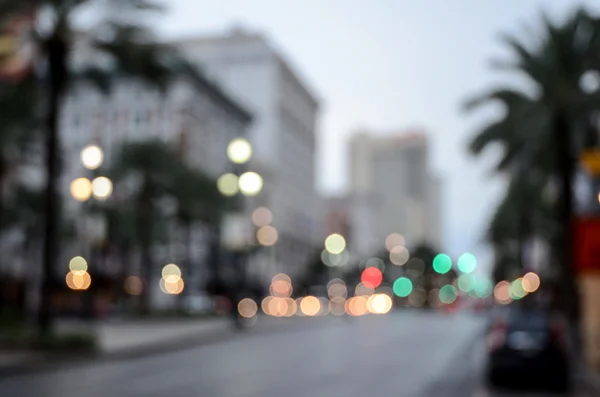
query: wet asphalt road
[{"left": 0, "top": 311, "right": 593, "bottom": 397}]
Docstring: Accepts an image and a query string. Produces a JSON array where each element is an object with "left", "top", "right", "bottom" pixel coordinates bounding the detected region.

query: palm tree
[
  {"left": 1, "top": 0, "right": 205, "bottom": 333},
  {"left": 110, "top": 140, "right": 183, "bottom": 314},
  {"left": 465, "top": 9, "right": 600, "bottom": 322},
  {"left": 169, "top": 165, "right": 221, "bottom": 305}
]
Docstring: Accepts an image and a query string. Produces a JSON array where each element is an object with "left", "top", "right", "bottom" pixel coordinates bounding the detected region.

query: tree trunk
[
  {"left": 38, "top": 34, "right": 67, "bottom": 334},
  {"left": 137, "top": 199, "right": 153, "bottom": 316},
  {"left": 553, "top": 110, "right": 581, "bottom": 338}
]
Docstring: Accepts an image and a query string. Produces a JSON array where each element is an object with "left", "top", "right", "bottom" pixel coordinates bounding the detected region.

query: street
[{"left": 0, "top": 311, "right": 592, "bottom": 397}]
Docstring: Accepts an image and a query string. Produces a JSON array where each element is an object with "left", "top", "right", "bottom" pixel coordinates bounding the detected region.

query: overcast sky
[{"left": 155, "top": 0, "right": 600, "bottom": 263}]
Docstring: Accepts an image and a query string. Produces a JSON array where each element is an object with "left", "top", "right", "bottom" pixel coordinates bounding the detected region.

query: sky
[{"left": 155, "top": 0, "right": 600, "bottom": 264}]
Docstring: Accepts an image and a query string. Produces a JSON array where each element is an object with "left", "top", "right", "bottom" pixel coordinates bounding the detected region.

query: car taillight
[{"left": 487, "top": 321, "right": 507, "bottom": 351}]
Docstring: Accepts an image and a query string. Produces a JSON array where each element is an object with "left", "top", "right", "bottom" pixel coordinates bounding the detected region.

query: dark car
[{"left": 486, "top": 308, "right": 571, "bottom": 392}]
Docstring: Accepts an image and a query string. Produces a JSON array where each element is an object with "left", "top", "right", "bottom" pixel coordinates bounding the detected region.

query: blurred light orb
[
  {"left": 361, "top": 267, "right": 383, "bottom": 289},
  {"left": 406, "top": 258, "right": 425, "bottom": 277},
  {"left": 393, "top": 277, "right": 413, "bottom": 298},
  {"left": 81, "top": 145, "right": 103, "bottom": 170},
  {"left": 458, "top": 274, "right": 474, "bottom": 292},
  {"left": 457, "top": 253, "right": 477, "bottom": 274},
  {"left": 347, "top": 296, "right": 368, "bottom": 316},
  {"left": 66, "top": 271, "right": 91, "bottom": 291},
  {"left": 300, "top": 296, "right": 321, "bottom": 316},
  {"left": 124, "top": 276, "right": 143, "bottom": 296},
  {"left": 385, "top": 233, "right": 405, "bottom": 252},
  {"left": 428, "top": 288, "right": 442, "bottom": 309},
  {"left": 91, "top": 176, "right": 113, "bottom": 200},
  {"left": 408, "top": 286, "right": 427, "bottom": 307},
  {"left": 433, "top": 253, "right": 452, "bottom": 274},
  {"left": 261, "top": 296, "right": 274, "bottom": 315},
  {"left": 368, "top": 294, "right": 393, "bottom": 314},
  {"left": 327, "top": 281, "right": 348, "bottom": 299},
  {"left": 329, "top": 297, "right": 346, "bottom": 316},
  {"left": 69, "top": 256, "right": 88, "bottom": 275},
  {"left": 160, "top": 277, "right": 184, "bottom": 295},
  {"left": 271, "top": 273, "right": 292, "bottom": 285},
  {"left": 70, "top": 177, "right": 92, "bottom": 202},
  {"left": 217, "top": 173, "right": 239, "bottom": 196},
  {"left": 283, "top": 297, "right": 297, "bottom": 317},
  {"left": 355, "top": 282, "right": 375, "bottom": 296},
  {"left": 324, "top": 233, "right": 346, "bottom": 254},
  {"left": 161, "top": 264, "right": 181, "bottom": 283},
  {"left": 522, "top": 272, "right": 541, "bottom": 293},
  {"left": 366, "top": 257, "right": 385, "bottom": 271},
  {"left": 510, "top": 279, "right": 527, "bottom": 300},
  {"left": 580, "top": 70, "right": 600, "bottom": 93},
  {"left": 238, "top": 298, "right": 258, "bottom": 318},
  {"left": 238, "top": 172, "right": 263, "bottom": 196},
  {"left": 270, "top": 279, "right": 292, "bottom": 298},
  {"left": 252, "top": 207, "right": 272, "bottom": 227},
  {"left": 257, "top": 225, "right": 278, "bottom": 246},
  {"left": 390, "top": 246, "right": 410, "bottom": 266},
  {"left": 494, "top": 281, "right": 511, "bottom": 304},
  {"left": 227, "top": 138, "right": 253, "bottom": 164},
  {"left": 439, "top": 285, "right": 458, "bottom": 304}
]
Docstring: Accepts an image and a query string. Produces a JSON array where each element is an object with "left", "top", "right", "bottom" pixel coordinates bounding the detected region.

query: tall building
[
  {"left": 348, "top": 130, "right": 442, "bottom": 256},
  {"left": 175, "top": 29, "right": 322, "bottom": 281}
]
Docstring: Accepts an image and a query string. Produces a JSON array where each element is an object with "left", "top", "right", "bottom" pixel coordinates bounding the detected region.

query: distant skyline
[{"left": 156, "top": 0, "right": 600, "bottom": 264}]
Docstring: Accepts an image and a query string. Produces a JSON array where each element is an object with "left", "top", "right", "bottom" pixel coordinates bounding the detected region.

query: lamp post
[
  {"left": 70, "top": 144, "right": 112, "bottom": 319},
  {"left": 217, "top": 138, "right": 264, "bottom": 311}
]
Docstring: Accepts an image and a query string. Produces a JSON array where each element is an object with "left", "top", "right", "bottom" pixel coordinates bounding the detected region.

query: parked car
[{"left": 486, "top": 308, "right": 571, "bottom": 392}]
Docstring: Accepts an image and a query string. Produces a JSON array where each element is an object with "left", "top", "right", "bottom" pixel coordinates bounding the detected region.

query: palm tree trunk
[
  {"left": 553, "top": 110, "right": 580, "bottom": 335},
  {"left": 38, "top": 34, "right": 68, "bottom": 334},
  {"left": 138, "top": 200, "right": 153, "bottom": 316}
]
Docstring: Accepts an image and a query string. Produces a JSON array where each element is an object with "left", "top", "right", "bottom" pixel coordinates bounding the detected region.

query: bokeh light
[
  {"left": 324, "top": 233, "right": 346, "bottom": 255},
  {"left": 217, "top": 173, "right": 239, "bottom": 196},
  {"left": 327, "top": 279, "right": 347, "bottom": 299},
  {"left": 458, "top": 274, "right": 473, "bottom": 292},
  {"left": 257, "top": 225, "right": 278, "bottom": 246},
  {"left": 365, "top": 257, "right": 385, "bottom": 271},
  {"left": 69, "top": 256, "right": 88, "bottom": 275},
  {"left": 367, "top": 294, "right": 393, "bottom": 314},
  {"left": 433, "top": 254, "right": 452, "bottom": 274},
  {"left": 252, "top": 207, "right": 273, "bottom": 227},
  {"left": 439, "top": 285, "right": 458, "bottom": 304},
  {"left": 457, "top": 253, "right": 477, "bottom": 274},
  {"left": 510, "top": 278, "right": 527, "bottom": 300},
  {"left": 522, "top": 272, "right": 541, "bottom": 293},
  {"left": 389, "top": 246, "right": 409, "bottom": 266},
  {"left": 272, "top": 273, "right": 292, "bottom": 285},
  {"left": 70, "top": 177, "right": 92, "bottom": 201},
  {"left": 238, "top": 298, "right": 258, "bottom": 318},
  {"left": 227, "top": 138, "right": 253, "bottom": 164},
  {"left": 355, "top": 282, "right": 375, "bottom": 296},
  {"left": 428, "top": 288, "right": 441, "bottom": 308},
  {"left": 66, "top": 271, "right": 91, "bottom": 291},
  {"left": 494, "top": 281, "right": 512, "bottom": 304},
  {"left": 329, "top": 297, "right": 346, "bottom": 316},
  {"left": 406, "top": 258, "right": 425, "bottom": 277},
  {"left": 91, "top": 176, "right": 113, "bottom": 200},
  {"left": 124, "top": 276, "right": 143, "bottom": 296},
  {"left": 270, "top": 279, "right": 293, "bottom": 298},
  {"left": 385, "top": 233, "right": 405, "bottom": 251},
  {"left": 160, "top": 277, "right": 184, "bottom": 295},
  {"left": 393, "top": 277, "right": 413, "bottom": 297},
  {"left": 346, "top": 296, "right": 368, "bottom": 316},
  {"left": 408, "top": 286, "right": 427, "bottom": 307},
  {"left": 321, "top": 250, "right": 349, "bottom": 267},
  {"left": 361, "top": 267, "right": 383, "bottom": 289},
  {"left": 81, "top": 145, "right": 103, "bottom": 170},
  {"left": 161, "top": 264, "right": 181, "bottom": 283},
  {"left": 238, "top": 172, "right": 263, "bottom": 196},
  {"left": 300, "top": 296, "right": 321, "bottom": 316}
]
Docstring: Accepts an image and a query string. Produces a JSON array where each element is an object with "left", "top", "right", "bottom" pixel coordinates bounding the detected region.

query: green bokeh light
[
  {"left": 433, "top": 254, "right": 452, "bottom": 274},
  {"left": 457, "top": 253, "right": 477, "bottom": 274},
  {"left": 510, "top": 279, "right": 527, "bottom": 300},
  {"left": 439, "top": 285, "right": 458, "bottom": 304},
  {"left": 393, "top": 277, "right": 413, "bottom": 297}
]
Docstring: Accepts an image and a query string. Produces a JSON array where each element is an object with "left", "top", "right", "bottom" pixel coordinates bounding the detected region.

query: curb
[{"left": 0, "top": 322, "right": 234, "bottom": 380}]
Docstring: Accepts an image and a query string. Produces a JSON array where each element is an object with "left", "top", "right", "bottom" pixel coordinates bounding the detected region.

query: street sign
[{"left": 574, "top": 217, "right": 600, "bottom": 274}]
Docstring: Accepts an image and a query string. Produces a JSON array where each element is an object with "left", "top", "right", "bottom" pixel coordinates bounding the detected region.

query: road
[{"left": 0, "top": 311, "right": 593, "bottom": 397}]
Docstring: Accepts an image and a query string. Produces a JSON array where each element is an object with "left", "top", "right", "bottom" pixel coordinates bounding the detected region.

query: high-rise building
[
  {"left": 348, "top": 130, "right": 442, "bottom": 256},
  {"left": 174, "top": 29, "right": 322, "bottom": 281}
]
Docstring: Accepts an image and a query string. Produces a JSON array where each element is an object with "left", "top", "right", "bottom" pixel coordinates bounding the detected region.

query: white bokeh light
[{"left": 81, "top": 145, "right": 104, "bottom": 170}]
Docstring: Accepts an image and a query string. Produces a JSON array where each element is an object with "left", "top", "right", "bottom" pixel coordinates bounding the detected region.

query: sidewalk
[{"left": 0, "top": 316, "right": 232, "bottom": 378}]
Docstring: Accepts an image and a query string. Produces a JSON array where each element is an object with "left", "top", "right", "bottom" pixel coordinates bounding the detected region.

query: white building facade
[
  {"left": 175, "top": 30, "right": 323, "bottom": 281},
  {"left": 348, "top": 131, "right": 442, "bottom": 256}
]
